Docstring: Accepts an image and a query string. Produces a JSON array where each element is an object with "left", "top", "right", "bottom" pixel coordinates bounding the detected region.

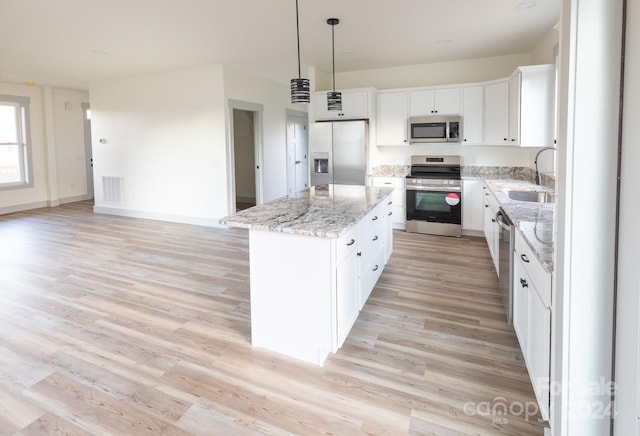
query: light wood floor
[{"left": 0, "top": 201, "right": 546, "bottom": 435}]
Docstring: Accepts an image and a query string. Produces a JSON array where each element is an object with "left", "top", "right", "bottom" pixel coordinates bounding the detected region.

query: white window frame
[{"left": 0, "top": 95, "right": 32, "bottom": 190}]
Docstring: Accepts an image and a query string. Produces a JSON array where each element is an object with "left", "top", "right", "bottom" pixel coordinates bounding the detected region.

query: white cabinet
[
  {"left": 513, "top": 230, "right": 552, "bottom": 421},
  {"left": 409, "top": 87, "right": 461, "bottom": 116},
  {"left": 509, "top": 65, "right": 555, "bottom": 147},
  {"left": 371, "top": 176, "right": 405, "bottom": 230},
  {"left": 483, "top": 80, "right": 510, "bottom": 145},
  {"left": 336, "top": 225, "right": 360, "bottom": 347},
  {"left": 462, "top": 178, "right": 483, "bottom": 233},
  {"left": 376, "top": 90, "right": 409, "bottom": 146},
  {"left": 359, "top": 201, "right": 387, "bottom": 309},
  {"left": 482, "top": 181, "right": 500, "bottom": 273},
  {"left": 461, "top": 86, "right": 484, "bottom": 145},
  {"left": 315, "top": 89, "right": 372, "bottom": 120}
]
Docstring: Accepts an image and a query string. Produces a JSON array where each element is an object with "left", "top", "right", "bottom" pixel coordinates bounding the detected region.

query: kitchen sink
[{"left": 507, "top": 190, "right": 555, "bottom": 203}]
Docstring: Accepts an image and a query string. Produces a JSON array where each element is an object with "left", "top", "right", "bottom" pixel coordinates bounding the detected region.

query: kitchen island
[{"left": 220, "top": 184, "right": 394, "bottom": 366}]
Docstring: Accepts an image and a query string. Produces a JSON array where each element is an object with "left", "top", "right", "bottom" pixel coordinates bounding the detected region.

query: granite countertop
[
  {"left": 483, "top": 179, "right": 555, "bottom": 273},
  {"left": 370, "top": 164, "right": 410, "bottom": 177},
  {"left": 219, "top": 184, "right": 394, "bottom": 238}
]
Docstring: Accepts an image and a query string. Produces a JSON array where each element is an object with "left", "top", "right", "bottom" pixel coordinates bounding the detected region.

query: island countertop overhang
[{"left": 220, "top": 184, "right": 394, "bottom": 238}]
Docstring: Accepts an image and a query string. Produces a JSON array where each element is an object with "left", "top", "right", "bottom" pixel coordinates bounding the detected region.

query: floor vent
[{"left": 102, "top": 176, "right": 123, "bottom": 204}]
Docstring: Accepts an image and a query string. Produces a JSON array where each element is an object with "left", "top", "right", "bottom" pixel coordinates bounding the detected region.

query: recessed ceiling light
[
  {"left": 435, "top": 39, "right": 452, "bottom": 46},
  {"left": 516, "top": 1, "right": 537, "bottom": 10},
  {"left": 91, "top": 49, "right": 109, "bottom": 55}
]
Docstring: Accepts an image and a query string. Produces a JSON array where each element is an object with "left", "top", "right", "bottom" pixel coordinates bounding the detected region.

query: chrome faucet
[{"left": 534, "top": 147, "right": 556, "bottom": 185}]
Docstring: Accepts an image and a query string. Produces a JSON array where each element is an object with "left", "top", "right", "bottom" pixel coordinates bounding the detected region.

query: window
[{"left": 0, "top": 95, "right": 32, "bottom": 189}]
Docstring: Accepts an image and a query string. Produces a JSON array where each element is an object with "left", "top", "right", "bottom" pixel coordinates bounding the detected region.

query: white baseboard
[
  {"left": 93, "top": 205, "right": 228, "bottom": 228},
  {"left": 59, "top": 194, "right": 93, "bottom": 205},
  {"left": 0, "top": 200, "right": 48, "bottom": 216},
  {"left": 462, "top": 229, "right": 484, "bottom": 237}
]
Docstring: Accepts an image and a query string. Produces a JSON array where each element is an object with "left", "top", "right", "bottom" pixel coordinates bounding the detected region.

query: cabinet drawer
[
  {"left": 372, "top": 177, "right": 406, "bottom": 206},
  {"left": 514, "top": 230, "right": 551, "bottom": 307},
  {"left": 336, "top": 223, "right": 359, "bottom": 265}
]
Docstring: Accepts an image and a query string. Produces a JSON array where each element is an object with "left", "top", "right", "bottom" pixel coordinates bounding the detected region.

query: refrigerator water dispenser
[{"left": 313, "top": 153, "right": 329, "bottom": 174}]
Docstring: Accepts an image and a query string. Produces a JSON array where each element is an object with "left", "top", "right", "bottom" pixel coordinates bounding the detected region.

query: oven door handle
[{"left": 405, "top": 185, "right": 461, "bottom": 192}]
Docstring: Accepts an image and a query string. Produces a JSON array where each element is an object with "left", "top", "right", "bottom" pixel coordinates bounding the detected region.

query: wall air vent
[{"left": 102, "top": 176, "right": 123, "bottom": 204}]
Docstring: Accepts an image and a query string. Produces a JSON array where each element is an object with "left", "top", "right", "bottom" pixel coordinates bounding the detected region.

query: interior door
[{"left": 81, "top": 102, "right": 94, "bottom": 198}]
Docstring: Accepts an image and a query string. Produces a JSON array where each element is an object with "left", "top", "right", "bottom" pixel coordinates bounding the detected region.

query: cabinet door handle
[
  {"left": 373, "top": 265, "right": 379, "bottom": 272},
  {"left": 520, "top": 278, "right": 529, "bottom": 288},
  {"left": 521, "top": 254, "right": 530, "bottom": 263},
  {"left": 485, "top": 204, "right": 489, "bottom": 208},
  {"left": 491, "top": 218, "right": 496, "bottom": 223},
  {"left": 503, "top": 138, "right": 508, "bottom": 141},
  {"left": 372, "top": 235, "right": 379, "bottom": 242},
  {"left": 372, "top": 216, "right": 378, "bottom": 221},
  {"left": 388, "top": 211, "right": 392, "bottom": 216},
  {"left": 347, "top": 239, "right": 356, "bottom": 246},
  {"left": 357, "top": 252, "right": 362, "bottom": 257},
  {"left": 388, "top": 200, "right": 392, "bottom": 205}
]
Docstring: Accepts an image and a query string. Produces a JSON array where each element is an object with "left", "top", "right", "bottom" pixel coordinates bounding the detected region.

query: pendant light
[
  {"left": 290, "top": 0, "right": 310, "bottom": 103},
  {"left": 327, "top": 18, "right": 342, "bottom": 111}
]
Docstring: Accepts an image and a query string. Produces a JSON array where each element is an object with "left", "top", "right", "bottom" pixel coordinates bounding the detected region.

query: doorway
[
  {"left": 81, "top": 102, "right": 94, "bottom": 200},
  {"left": 286, "top": 110, "right": 309, "bottom": 194},
  {"left": 228, "top": 100, "right": 263, "bottom": 214},
  {"left": 233, "top": 109, "right": 256, "bottom": 211}
]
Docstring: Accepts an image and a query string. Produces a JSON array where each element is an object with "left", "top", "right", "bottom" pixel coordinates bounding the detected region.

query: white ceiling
[{"left": 0, "top": 0, "right": 560, "bottom": 90}]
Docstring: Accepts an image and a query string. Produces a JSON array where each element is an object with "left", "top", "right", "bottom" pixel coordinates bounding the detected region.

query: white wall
[
  {"left": 0, "top": 83, "right": 89, "bottom": 214},
  {"left": 531, "top": 25, "right": 560, "bottom": 65},
  {"left": 333, "top": 53, "right": 532, "bottom": 90},
  {"left": 223, "top": 65, "right": 298, "bottom": 203},
  {"left": 89, "top": 65, "right": 228, "bottom": 225},
  {"left": 615, "top": 0, "right": 640, "bottom": 432},
  {"left": 52, "top": 88, "right": 91, "bottom": 201}
]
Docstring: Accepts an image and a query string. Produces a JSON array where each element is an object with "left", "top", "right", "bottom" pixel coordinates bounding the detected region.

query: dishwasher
[{"left": 496, "top": 208, "right": 514, "bottom": 324}]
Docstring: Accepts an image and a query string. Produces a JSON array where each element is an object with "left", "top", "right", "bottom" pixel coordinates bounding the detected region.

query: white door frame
[
  {"left": 227, "top": 99, "right": 264, "bottom": 214},
  {"left": 81, "top": 102, "right": 94, "bottom": 198},
  {"left": 285, "top": 109, "right": 309, "bottom": 194}
]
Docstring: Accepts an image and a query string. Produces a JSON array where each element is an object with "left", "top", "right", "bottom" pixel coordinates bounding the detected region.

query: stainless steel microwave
[{"left": 408, "top": 115, "right": 462, "bottom": 143}]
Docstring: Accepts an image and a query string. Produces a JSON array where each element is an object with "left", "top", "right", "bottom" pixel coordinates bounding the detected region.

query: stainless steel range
[{"left": 405, "top": 155, "right": 462, "bottom": 237}]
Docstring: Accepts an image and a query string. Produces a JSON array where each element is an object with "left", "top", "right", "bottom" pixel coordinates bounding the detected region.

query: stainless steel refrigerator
[{"left": 309, "top": 120, "right": 368, "bottom": 186}]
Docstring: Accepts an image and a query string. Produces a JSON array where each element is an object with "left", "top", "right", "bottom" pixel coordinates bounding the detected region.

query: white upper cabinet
[
  {"left": 314, "top": 89, "right": 372, "bottom": 120},
  {"left": 483, "top": 80, "right": 510, "bottom": 145},
  {"left": 461, "top": 86, "right": 483, "bottom": 145},
  {"left": 376, "top": 90, "right": 409, "bottom": 146},
  {"left": 409, "top": 87, "right": 461, "bottom": 116},
  {"left": 509, "top": 65, "right": 555, "bottom": 147}
]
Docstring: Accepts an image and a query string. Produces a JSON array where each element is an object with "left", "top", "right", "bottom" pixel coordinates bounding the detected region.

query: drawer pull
[
  {"left": 491, "top": 218, "right": 496, "bottom": 223},
  {"left": 485, "top": 204, "right": 489, "bottom": 208},
  {"left": 373, "top": 265, "right": 379, "bottom": 272},
  {"left": 347, "top": 239, "right": 356, "bottom": 246},
  {"left": 521, "top": 254, "right": 530, "bottom": 263},
  {"left": 388, "top": 201, "right": 392, "bottom": 205},
  {"left": 357, "top": 252, "right": 362, "bottom": 257},
  {"left": 388, "top": 211, "right": 392, "bottom": 216},
  {"left": 372, "top": 215, "right": 378, "bottom": 221},
  {"left": 372, "top": 235, "right": 379, "bottom": 242},
  {"left": 520, "top": 278, "right": 529, "bottom": 288}
]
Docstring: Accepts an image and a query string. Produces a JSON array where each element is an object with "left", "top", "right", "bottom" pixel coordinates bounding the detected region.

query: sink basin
[{"left": 507, "top": 190, "right": 555, "bottom": 203}]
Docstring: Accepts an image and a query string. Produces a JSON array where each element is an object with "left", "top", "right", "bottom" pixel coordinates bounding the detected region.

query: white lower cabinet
[
  {"left": 371, "top": 176, "right": 405, "bottom": 229},
  {"left": 336, "top": 235, "right": 360, "bottom": 347},
  {"left": 359, "top": 201, "right": 387, "bottom": 309},
  {"left": 513, "top": 230, "right": 552, "bottom": 422},
  {"left": 462, "top": 178, "right": 483, "bottom": 233},
  {"left": 482, "top": 181, "right": 500, "bottom": 273}
]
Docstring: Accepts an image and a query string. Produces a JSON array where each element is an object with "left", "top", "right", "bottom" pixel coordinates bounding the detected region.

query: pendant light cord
[
  {"left": 331, "top": 21, "right": 336, "bottom": 92},
  {"left": 295, "top": 0, "right": 302, "bottom": 79}
]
